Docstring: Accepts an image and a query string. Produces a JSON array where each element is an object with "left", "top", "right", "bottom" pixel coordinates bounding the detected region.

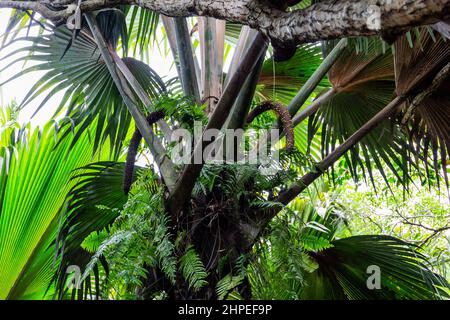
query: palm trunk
[
  {"left": 199, "top": 17, "right": 225, "bottom": 113},
  {"left": 173, "top": 17, "right": 201, "bottom": 104}
]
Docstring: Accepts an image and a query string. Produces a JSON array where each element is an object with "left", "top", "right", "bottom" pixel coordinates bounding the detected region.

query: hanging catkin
[{"left": 246, "top": 101, "right": 295, "bottom": 152}]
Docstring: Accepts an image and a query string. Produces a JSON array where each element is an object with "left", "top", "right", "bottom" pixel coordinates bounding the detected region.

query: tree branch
[{"left": 2, "top": 0, "right": 450, "bottom": 46}]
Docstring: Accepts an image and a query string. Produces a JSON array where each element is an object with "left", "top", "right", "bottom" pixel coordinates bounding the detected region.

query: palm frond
[
  {"left": 1, "top": 9, "right": 47, "bottom": 47},
  {"left": 125, "top": 6, "right": 160, "bottom": 57},
  {"left": 258, "top": 43, "right": 328, "bottom": 105},
  {"left": 54, "top": 161, "right": 154, "bottom": 298},
  {"left": 0, "top": 120, "right": 109, "bottom": 299},
  {"left": 394, "top": 28, "right": 450, "bottom": 190},
  {"left": 307, "top": 44, "right": 417, "bottom": 190},
  {"left": 301, "top": 235, "right": 450, "bottom": 300},
  {"left": 1, "top": 20, "right": 166, "bottom": 157}
]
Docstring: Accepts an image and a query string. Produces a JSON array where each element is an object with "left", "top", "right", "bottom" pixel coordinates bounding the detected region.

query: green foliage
[
  {"left": 339, "top": 175, "right": 450, "bottom": 282},
  {"left": 1, "top": 7, "right": 449, "bottom": 302},
  {"left": 249, "top": 184, "right": 450, "bottom": 300},
  {"left": 125, "top": 6, "right": 160, "bottom": 58},
  {"left": 0, "top": 101, "right": 20, "bottom": 147},
  {"left": 0, "top": 117, "right": 111, "bottom": 299},
  {"left": 79, "top": 177, "right": 176, "bottom": 299},
  {"left": 54, "top": 161, "right": 132, "bottom": 298},
  {"left": 153, "top": 94, "right": 207, "bottom": 130},
  {"left": 249, "top": 190, "right": 341, "bottom": 299},
  {"left": 259, "top": 43, "right": 329, "bottom": 105},
  {"left": 215, "top": 255, "right": 247, "bottom": 300},
  {"left": 179, "top": 245, "right": 208, "bottom": 292},
  {"left": 216, "top": 273, "right": 244, "bottom": 300},
  {"left": 307, "top": 44, "right": 415, "bottom": 191},
  {"left": 302, "top": 235, "right": 449, "bottom": 300}
]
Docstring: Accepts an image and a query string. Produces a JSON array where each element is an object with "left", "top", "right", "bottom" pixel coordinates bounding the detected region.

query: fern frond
[{"left": 179, "top": 245, "right": 208, "bottom": 292}]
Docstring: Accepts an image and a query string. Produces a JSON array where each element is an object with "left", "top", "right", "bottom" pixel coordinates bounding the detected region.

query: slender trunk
[
  {"left": 287, "top": 38, "right": 348, "bottom": 117},
  {"left": 166, "top": 33, "right": 268, "bottom": 218},
  {"left": 199, "top": 17, "right": 225, "bottom": 113},
  {"left": 85, "top": 13, "right": 178, "bottom": 190},
  {"left": 173, "top": 17, "right": 201, "bottom": 104},
  {"left": 161, "top": 16, "right": 182, "bottom": 79}
]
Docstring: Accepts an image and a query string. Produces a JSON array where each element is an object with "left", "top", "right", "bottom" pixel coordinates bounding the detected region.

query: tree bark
[{"left": 2, "top": 0, "right": 450, "bottom": 47}]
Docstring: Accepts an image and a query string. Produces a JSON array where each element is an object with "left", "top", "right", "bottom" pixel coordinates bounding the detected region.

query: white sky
[{"left": 0, "top": 9, "right": 177, "bottom": 127}]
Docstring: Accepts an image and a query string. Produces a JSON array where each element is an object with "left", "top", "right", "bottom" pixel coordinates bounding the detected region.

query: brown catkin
[
  {"left": 246, "top": 101, "right": 295, "bottom": 152},
  {"left": 123, "top": 110, "right": 165, "bottom": 194}
]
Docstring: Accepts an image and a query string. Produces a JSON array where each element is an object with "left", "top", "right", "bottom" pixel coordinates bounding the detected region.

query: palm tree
[{"left": 0, "top": 1, "right": 449, "bottom": 299}]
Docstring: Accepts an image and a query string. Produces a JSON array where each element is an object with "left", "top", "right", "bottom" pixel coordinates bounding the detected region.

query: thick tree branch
[{"left": 2, "top": 0, "right": 450, "bottom": 46}]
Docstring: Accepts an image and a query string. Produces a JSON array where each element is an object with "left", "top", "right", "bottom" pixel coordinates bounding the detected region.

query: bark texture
[{"left": 2, "top": 0, "right": 450, "bottom": 46}]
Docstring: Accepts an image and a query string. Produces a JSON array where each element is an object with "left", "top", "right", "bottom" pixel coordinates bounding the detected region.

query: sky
[
  {"left": 0, "top": 9, "right": 177, "bottom": 127},
  {"left": 0, "top": 10, "right": 49, "bottom": 126}
]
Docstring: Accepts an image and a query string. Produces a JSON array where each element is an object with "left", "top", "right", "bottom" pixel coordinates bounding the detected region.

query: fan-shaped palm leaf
[
  {"left": 307, "top": 42, "right": 416, "bottom": 190},
  {"left": 0, "top": 17, "right": 166, "bottom": 157},
  {"left": 54, "top": 161, "right": 160, "bottom": 299},
  {"left": 0, "top": 120, "right": 110, "bottom": 299},
  {"left": 257, "top": 43, "right": 328, "bottom": 105},
  {"left": 54, "top": 161, "right": 131, "bottom": 298},
  {"left": 394, "top": 29, "right": 450, "bottom": 189}
]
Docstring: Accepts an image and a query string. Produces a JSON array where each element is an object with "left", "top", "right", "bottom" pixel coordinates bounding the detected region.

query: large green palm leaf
[
  {"left": 0, "top": 120, "right": 110, "bottom": 299},
  {"left": 258, "top": 43, "right": 329, "bottom": 105},
  {"left": 54, "top": 161, "right": 133, "bottom": 298}
]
